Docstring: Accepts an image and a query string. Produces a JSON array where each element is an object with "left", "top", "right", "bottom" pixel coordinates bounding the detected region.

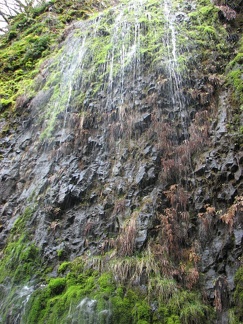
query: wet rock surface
[
  {"left": 0, "top": 1, "right": 242, "bottom": 321},
  {"left": 0, "top": 44, "right": 242, "bottom": 301}
]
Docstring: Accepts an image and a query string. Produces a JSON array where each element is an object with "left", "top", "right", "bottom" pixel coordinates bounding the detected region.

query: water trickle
[
  {"left": 0, "top": 283, "right": 34, "bottom": 323},
  {"left": 66, "top": 297, "right": 111, "bottom": 324},
  {"left": 163, "top": 0, "right": 186, "bottom": 119},
  {"left": 36, "top": 0, "right": 169, "bottom": 141}
]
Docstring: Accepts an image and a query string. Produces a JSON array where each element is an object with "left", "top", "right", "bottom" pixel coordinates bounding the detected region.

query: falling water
[
  {"left": 0, "top": 283, "right": 34, "bottom": 323},
  {"left": 66, "top": 297, "right": 111, "bottom": 324},
  {"left": 1, "top": 0, "right": 201, "bottom": 322},
  {"left": 39, "top": 33, "right": 88, "bottom": 140},
  {"left": 163, "top": 0, "right": 189, "bottom": 140},
  {"left": 36, "top": 0, "right": 168, "bottom": 141}
]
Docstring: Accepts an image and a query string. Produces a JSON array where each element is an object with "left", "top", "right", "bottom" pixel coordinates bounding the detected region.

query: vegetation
[
  {"left": 0, "top": 206, "right": 39, "bottom": 284},
  {"left": 0, "top": 0, "right": 107, "bottom": 120},
  {"left": 0, "top": 205, "right": 42, "bottom": 322},
  {"left": 22, "top": 256, "right": 213, "bottom": 324},
  {"left": 226, "top": 35, "right": 243, "bottom": 104},
  {"left": 233, "top": 266, "right": 243, "bottom": 322}
]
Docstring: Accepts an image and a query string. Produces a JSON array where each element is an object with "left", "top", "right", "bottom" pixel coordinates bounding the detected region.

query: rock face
[{"left": 0, "top": 0, "right": 242, "bottom": 322}]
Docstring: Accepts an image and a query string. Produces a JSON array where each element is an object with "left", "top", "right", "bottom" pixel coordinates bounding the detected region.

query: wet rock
[
  {"left": 0, "top": 6, "right": 242, "bottom": 321},
  {"left": 147, "top": 166, "right": 156, "bottom": 180},
  {"left": 214, "top": 276, "right": 229, "bottom": 315},
  {"left": 133, "top": 113, "right": 152, "bottom": 135},
  {"left": 175, "top": 12, "right": 188, "bottom": 22},
  {"left": 143, "top": 145, "right": 152, "bottom": 156},
  {"left": 203, "top": 268, "right": 217, "bottom": 299},
  {"left": 135, "top": 164, "right": 147, "bottom": 186},
  {"left": 217, "top": 183, "right": 237, "bottom": 202},
  {"left": 135, "top": 212, "right": 155, "bottom": 249},
  {"left": 112, "top": 161, "right": 122, "bottom": 176},
  {"left": 194, "top": 164, "right": 205, "bottom": 176}
]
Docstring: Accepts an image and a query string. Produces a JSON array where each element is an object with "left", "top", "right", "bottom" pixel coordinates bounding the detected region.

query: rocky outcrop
[{"left": 0, "top": 0, "right": 242, "bottom": 322}]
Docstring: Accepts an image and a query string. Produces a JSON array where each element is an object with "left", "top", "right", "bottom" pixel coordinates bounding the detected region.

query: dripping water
[{"left": 163, "top": 0, "right": 189, "bottom": 142}]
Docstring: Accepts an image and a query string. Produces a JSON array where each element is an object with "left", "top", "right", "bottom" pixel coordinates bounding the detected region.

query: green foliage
[
  {"left": 233, "top": 266, "right": 243, "bottom": 322},
  {"left": 58, "top": 261, "right": 71, "bottom": 274},
  {"left": 0, "top": 207, "right": 43, "bottom": 320},
  {"left": 21, "top": 253, "right": 213, "bottom": 323},
  {"left": 11, "top": 206, "right": 35, "bottom": 234},
  {"left": 196, "top": 25, "right": 216, "bottom": 39},
  {"left": 0, "top": 0, "right": 239, "bottom": 323},
  {"left": 166, "top": 291, "right": 212, "bottom": 324},
  {"left": 198, "top": 5, "right": 216, "bottom": 17},
  {"left": 0, "top": 98, "right": 13, "bottom": 111},
  {"left": 0, "top": 0, "right": 106, "bottom": 118},
  {"left": 48, "top": 277, "right": 67, "bottom": 295},
  {"left": 0, "top": 234, "right": 40, "bottom": 284},
  {"left": 226, "top": 35, "right": 243, "bottom": 105},
  {"left": 227, "top": 69, "right": 243, "bottom": 103}
]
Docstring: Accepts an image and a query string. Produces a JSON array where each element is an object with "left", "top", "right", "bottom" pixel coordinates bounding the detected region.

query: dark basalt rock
[{"left": 0, "top": 2, "right": 242, "bottom": 321}]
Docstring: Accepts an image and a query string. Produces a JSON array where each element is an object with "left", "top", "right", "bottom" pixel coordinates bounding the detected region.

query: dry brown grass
[
  {"left": 116, "top": 214, "right": 137, "bottom": 257},
  {"left": 220, "top": 196, "right": 243, "bottom": 232}
]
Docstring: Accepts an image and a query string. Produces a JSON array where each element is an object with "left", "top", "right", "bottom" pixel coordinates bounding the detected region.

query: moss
[
  {"left": 0, "top": 234, "right": 40, "bottom": 284},
  {"left": 197, "top": 25, "right": 216, "bottom": 39},
  {"left": 0, "top": 205, "right": 40, "bottom": 300},
  {"left": 57, "top": 249, "right": 64, "bottom": 258},
  {"left": 198, "top": 5, "right": 216, "bottom": 17},
  {"left": 0, "top": 0, "right": 106, "bottom": 117},
  {"left": 11, "top": 205, "right": 35, "bottom": 234},
  {"left": 233, "top": 266, "right": 243, "bottom": 322},
  {"left": 0, "top": 0, "right": 237, "bottom": 322},
  {"left": 4, "top": 0, "right": 229, "bottom": 142},
  {"left": 0, "top": 98, "right": 13, "bottom": 111},
  {"left": 226, "top": 35, "right": 243, "bottom": 105},
  {"left": 58, "top": 261, "right": 72, "bottom": 274},
  {"left": 21, "top": 251, "right": 213, "bottom": 323},
  {"left": 48, "top": 277, "right": 67, "bottom": 295}
]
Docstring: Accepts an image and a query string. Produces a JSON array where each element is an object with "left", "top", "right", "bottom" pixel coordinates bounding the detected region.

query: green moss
[
  {"left": 58, "top": 261, "right": 71, "bottom": 274},
  {"left": 227, "top": 69, "right": 243, "bottom": 103},
  {"left": 226, "top": 35, "right": 243, "bottom": 105},
  {"left": 0, "top": 98, "right": 13, "bottom": 111},
  {"left": 233, "top": 266, "right": 243, "bottom": 322},
  {"left": 11, "top": 206, "right": 35, "bottom": 234},
  {"left": 48, "top": 277, "right": 67, "bottom": 295},
  {"left": 0, "top": 234, "right": 40, "bottom": 284},
  {"left": 198, "top": 5, "right": 216, "bottom": 17},
  {"left": 197, "top": 25, "right": 216, "bottom": 39},
  {"left": 0, "top": 0, "right": 236, "bottom": 322},
  {"left": 0, "top": 0, "right": 106, "bottom": 117},
  {"left": 21, "top": 251, "right": 213, "bottom": 323}
]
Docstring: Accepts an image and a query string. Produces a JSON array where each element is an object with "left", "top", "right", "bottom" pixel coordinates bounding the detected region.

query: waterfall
[
  {"left": 2, "top": 2, "right": 190, "bottom": 322},
  {"left": 66, "top": 297, "right": 111, "bottom": 324},
  {"left": 30, "top": 0, "right": 191, "bottom": 157},
  {"left": 35, "top": 0, "right": 169, "bottom": 141},
  {"left": 0, "top": 283, "right": 34, "bottom": 324},
  {"left": 163, "top": 0, "right": 189, "bottom": 141},
  {"left": 1, "top": 0, "right": 236, "bottom": 322},
  {"left": 1, "top": 0, "right": 192, "bottom": 321}
]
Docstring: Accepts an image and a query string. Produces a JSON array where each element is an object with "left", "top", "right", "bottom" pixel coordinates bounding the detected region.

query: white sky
[{"left": 0, "top": 0, "right": 41, "bottom": 31}]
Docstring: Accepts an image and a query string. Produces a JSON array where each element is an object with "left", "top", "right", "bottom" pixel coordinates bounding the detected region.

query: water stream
[
  {"left": 66, "top": 297, "right": 111, "bottom": 324},
  {"left": 0, "top": 283, "right": 34, "bottom": 323},
  {"left": 36, "top": 0, "right": 171, "bottom": 139},
  {"left": 163, "top": 0, "right": 189, "bottom": 140}
]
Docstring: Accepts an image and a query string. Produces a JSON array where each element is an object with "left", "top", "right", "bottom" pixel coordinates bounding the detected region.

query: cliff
[{"left": 0, "top": 0, "right": 242, "bottom": 323}]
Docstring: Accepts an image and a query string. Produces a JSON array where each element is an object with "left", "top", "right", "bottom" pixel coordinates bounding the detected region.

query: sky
[
  {"left": 0, "top": 0, "right": 17, "bottom": 31},
  {"left": 0, "top": 0, "right": 41, "bottom": 32}
]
